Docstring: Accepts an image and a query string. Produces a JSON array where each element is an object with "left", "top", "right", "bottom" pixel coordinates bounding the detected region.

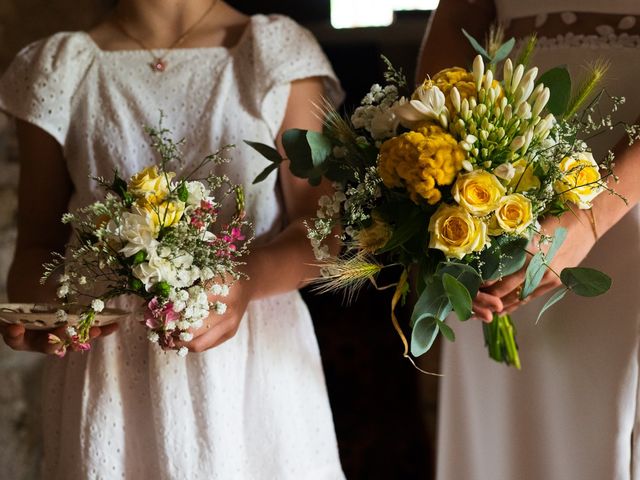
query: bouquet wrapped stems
[{"left": 484, "top": 313, "right": 521, "bottom": 369}]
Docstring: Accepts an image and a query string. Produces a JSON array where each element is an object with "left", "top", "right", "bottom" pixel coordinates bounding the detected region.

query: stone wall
[{"left": 0, "top": 3, "right": 110, "bottom": 479}]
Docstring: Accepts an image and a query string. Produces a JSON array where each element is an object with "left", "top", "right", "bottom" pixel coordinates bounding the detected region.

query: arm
[
  {"left": 1, "top": 121, "right": 117, "bottom": 353},
  {"left": 416, "top": 0, "right": 496, "bottom": 82},
  {"left": 486, "top": 134, "right": 640, "bottom": 310},
  {"left": 182, "top": 77, "right": 337, "bottom": 352}
]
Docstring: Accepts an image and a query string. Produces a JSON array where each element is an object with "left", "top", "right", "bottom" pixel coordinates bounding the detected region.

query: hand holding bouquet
[
  {"left": 43, "top": 124, "right": 251, "bottom": 356},
  {"left": 248, "top": 31, "right": 637, "bottom": 369}
]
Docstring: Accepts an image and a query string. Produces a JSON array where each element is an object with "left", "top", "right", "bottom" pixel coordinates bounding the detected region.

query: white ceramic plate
[{"left": 0, "top": 303, "right": 129, "bottom": 330}]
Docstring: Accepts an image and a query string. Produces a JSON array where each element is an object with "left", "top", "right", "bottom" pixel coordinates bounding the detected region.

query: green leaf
[
  {"left": 378, "top": 207, "right": 423, "bottom": 253},
  {"left": 410, "top": 316, "right": 439, "bottom": 357},
  {"left": 537, "top": 66, "right": 571, "bottom": 116},
  {"left": 521, "top": 252, "right": 546, "bottom": 299},
  {"left": 437, "top": 320, "right": 456, "bottom": 342},
  {"left": 492, "top": 38, "right": 516, "bottom": 63},
  {"left": 177, "top": 182, "right": 189, "bottom": 202},
  {"left": 437, "top": 262, "right": 482, "bottom": 298},
  {"left": 112, "top": 172, "right": 128, "bottom": 200},
  {"left": 462, "top": 28, "right": 489, "bottom": 59},
  {"left": 477, "top": 236, "right": 528, "bottom": 281},
  {"left": 410, "top": 277, "right": 452, "bottom": 328},
  {"left": 244, "top": 140, "right": 283, "bottom": 165},
  {"left": 282, "top": 129, "right": 315, "bottom": 178},
  {"left": 546, "top": 227, "right": 567, "bottom": 261},
  {"left": 536, "top": 288, "right": 569, "bottom": 323},
  {"left": 306, "top": 131, "right": 332, "bottom": 168},
  {"left": 252, "top": 163, "right": 280, "bottom": 184},
  {"left": 560, "top": 267, "right": 612, "bottom": 297},
  {"left": 442, "top": 273, "right": 473, "bottom": 321}
]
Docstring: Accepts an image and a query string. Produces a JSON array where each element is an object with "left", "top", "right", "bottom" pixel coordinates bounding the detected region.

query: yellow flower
[
  {"left": 508, "top": 159, "right": 541, "bottom": 193},
  {"left": 452, "top": 170, "right": 506, "bottom": 216},
  {"left": 432, "top": 67, "right": 476, "bottom": 111},
  {"left": 491, "top": 194, "right": 533, "bottom": 235},
  {"left": 378, "top": 124, "right": 465, "bottom": 204},
  {"left": 129, "top": 166, "right": 175, "bottom": 202},
  {"left": 140, "top": 200, "right": 185, "bottom": 233},
  {"left": 356, "top": 213, "right": 393, "bottom": 253},
  {"left": 428, "top": 204, "right": 488, "bottom": 259},
  {"left": 554, "top": 152, "right": 603, "bottom": 209}
]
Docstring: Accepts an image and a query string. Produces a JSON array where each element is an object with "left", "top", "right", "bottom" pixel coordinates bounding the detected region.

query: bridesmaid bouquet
[
  {"left": 43, "top": 124, "right": 251, "bottom": 356},
  {"left": 248, "top": 32, "right": 632, "bottom": 369}
]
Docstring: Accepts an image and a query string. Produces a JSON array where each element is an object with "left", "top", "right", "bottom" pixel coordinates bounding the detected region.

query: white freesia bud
[
  {"left": 473, "top": 55, "right": 485, "bottom": 90},
  {"left": 523, "top": 128, "right": 534, "bottom": 151},
  {"left": 479, "top": 130, "right": 489, "bottom": 141},
  {"left": 451, "top": 87, "right": 461, "bottom": 112},
  {"left": 500, "top": 97, "right": 508, "bottom": 110},
  {"left": 488, "top": 88, "right": 497, "bottom": 105},
  {"left": 503, "top": 59, "right": 513, "bottom": 89},
  {"left": 475, "top": 104, "right": 487, "bottom": 117},
  {"left": 465, "top": 134, "right": 477, "bottom": 144},
  {"left": 493, "top": 162, "right": 516, "bottom": 181},
  {"left": 510, "top": 64, "right": 525, "bottom": 93},
  {"left": 516, "top": 101, "right": 532, "bottom": 119},
  {"left": 460, "top": 141, "right": 472, "bottom": 151},
  {"left": 503, "top": 105, "right": 513, "bottom": 121},
  {"left": 510, "top": 135, "right": 526, "bottom": 151},
  {"left": 462, "top": 160, "right": 474, "bottom": 172},
  {"left": 529, "top": 83, "right": 545, "bottom": 104},
  {"left": 394, "top": 84, "right": 446, "bottom": 127},
  {"left": 495, "top": 127, "right": 506, "bottom": 139},
  {"left": 532, "top": 87, "right": 551, "bottom": 117},
  {"left": 483, "top": 69, "right": 494, "bottom": 91},
  {"left": 469, "top": 98, "right": 477, "bottom": 109},
  {"left": 439, "top": 112, "right": 449, "bottom": 128},
  {"left": 461, "top": 98, "right": 470, "bottom": 118}
]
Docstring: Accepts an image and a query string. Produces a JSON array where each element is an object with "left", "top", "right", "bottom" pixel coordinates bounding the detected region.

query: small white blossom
[
  {"left": 91, "top": 299, "right": 105, "bottom": 313},
  {"left": 55, "top": 310, "right": 68, "bottom": 322},
  {"left": 165, "top": 321, "right": 177, "bottom": 331},
  {"left": 57, "top": 285, "right": 69, "bottom": 298},
  {"left": 177, "top": 347, "right": 188, "bottom": 357},
  {"left": 179, "top": 332, "right": 194, "bottom": 342},
  {"left": 213, "top": 301, "right": 227, "bottom": 315},
  {"left": 147, "top": 331, "right": 160, "bottom": 343},
  {"left": 78, "top": 276, "right": 87, "bottom": 285}
]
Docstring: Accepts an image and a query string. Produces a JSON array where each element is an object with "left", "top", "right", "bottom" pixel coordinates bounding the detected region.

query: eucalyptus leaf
[
  {"left": 410, "top": 316, "right": 439, "bottom": 357},
  {"left": 536, "top": 288, "right": 569, "bottom": 323},
  {"left": 521, "top": 252, "right": 546, "bottom": 299},
  {"left": 244, "top": 140, "right": 283, "bottom": 165},
  {"left": 438, "top": 262, "right": 482, "bottom": 298},
  {"left": 282, "top": 129, "right": 314, "bottom": 178},
  {"left": 442, "top": 273, "right": 472, "bottom": 321},
  {"left": 477, "top": 236, "right": 528, "bottom": 281},
  {"left": 560, "top": 267, "right": 612, "bottom": 297},
  {"left": 437, "top": 320, "right": 456, "bottom": 342},
  {"left": 306, "top": 131, "right": 332, "bottom": 168},
  {"left": 537, "top": 66, "right": 571, "bottom": 116},
  {"left": 546, "top": 227, "right": 567, "bottom": 261},
  {"left": 492, "top": 38, "right": 516, "bottom": 63},
  {"left": 462, "top": 28, "right": 489, "bottom": 59},
  {"left": 410, "top": 277, "right": 452, "bottom": 328}
]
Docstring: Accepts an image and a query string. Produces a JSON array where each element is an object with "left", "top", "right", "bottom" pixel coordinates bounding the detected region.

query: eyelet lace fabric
[{"left": 0, "top": 14, "right": 345, "bottom": 480}]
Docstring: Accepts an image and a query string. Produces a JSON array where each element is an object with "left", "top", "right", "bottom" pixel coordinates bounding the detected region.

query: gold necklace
[{"left": 113, "top": 0, "right": 220, "bottom": 73}]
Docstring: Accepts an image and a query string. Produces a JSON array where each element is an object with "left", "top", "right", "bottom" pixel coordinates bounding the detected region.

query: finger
[
  {"left": 480, "top": 279, "right": 498, "bottom": 288},
  {"left": 180, "top": 319, "right": 237, "bottom": 353},
  {"left": 1, "top": 324, "right": 27, "bottom": 350},
  {"left": 485, "top": 273, "right": 525, "bottom": 298},
  {"left": 473, "top": 291, "right": 504, "bottom": 313},
  {"left": 470, "top": 306, "right": 494, "bottom": 323}
]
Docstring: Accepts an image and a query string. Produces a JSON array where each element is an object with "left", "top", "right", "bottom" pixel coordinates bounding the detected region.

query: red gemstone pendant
[{"left": 151, "top": 59, "right": 166, "bottom": 72}]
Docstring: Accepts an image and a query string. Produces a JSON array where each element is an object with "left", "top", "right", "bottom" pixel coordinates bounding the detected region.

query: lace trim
[{"left": 535, "top": 31, "right": 640, "bottom": 49}]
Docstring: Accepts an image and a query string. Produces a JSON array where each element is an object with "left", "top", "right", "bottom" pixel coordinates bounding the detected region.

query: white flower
[
  {"left": 165, "top": 320, "right": 177, "bottom": 331},
  {"left": 65, "top": 326, "right": 77, "bottom": 337},
  {"left": 113, "top": 212, "right": 158, "bottom": 258},
  {"left": 147, "top": 331, "right": 159, "bottom": 343},
  {"left": 91, "top": 299, "right": 105, "bottom": 313},
  {"left": 493, "top": 163, "right": 517, "bottom": 182},
  {"left": 177, "top": 347, "right": 188, "bottom": 357},
  {"left": 394, "top": 84, "right": 446, "bottom": 128},
  {"left": 179, "top": 332, "right": 194, "bottom": 342},
  {"left": 78, "top": 276, "right": 87, "bottom": 285},
  {"left": 219, "top": 285, "right": 230, "bottom": 297},
  {"left": 369, "top": 108, "right": 399, "bottom": 140},
  {"left": 173, "top": 300, "right": 186, "bottom": 313},
  {"left": 185, "top": 181, "right": 207, "bottom": 206},
  {"left": 213, "top": 301, "right": 227, "bottom": 315},
  {"left": 55, "top": 310, "right": 68, "bottom": 322},
  {"left": 57, "top": 284, "right": 69, "bottom": 298}
]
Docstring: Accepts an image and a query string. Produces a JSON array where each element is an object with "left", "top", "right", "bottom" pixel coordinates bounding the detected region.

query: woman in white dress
[
  {"left": 0, "top": 1, "right": 345, "bottom": 478},
  {"left": 419, "top": 1, "right": 640, "bottom": 479}
]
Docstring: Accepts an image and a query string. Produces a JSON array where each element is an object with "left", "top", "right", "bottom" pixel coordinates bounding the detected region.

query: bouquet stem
[{"left": 483, "top": 313, "right": 521, "bottom": 369}]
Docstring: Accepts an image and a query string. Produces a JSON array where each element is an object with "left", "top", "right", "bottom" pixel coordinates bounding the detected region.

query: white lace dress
[
  {"left": 0, "top": 14, "right": 345, "bottom": 480},
  {"left": 437, "top": 3, "right": 640, "bottom": 480}
]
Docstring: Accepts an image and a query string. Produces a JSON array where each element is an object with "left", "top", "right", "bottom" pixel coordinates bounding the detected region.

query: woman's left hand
[{"left": 176, "top": 279, "right": 254, "bottom": 353}]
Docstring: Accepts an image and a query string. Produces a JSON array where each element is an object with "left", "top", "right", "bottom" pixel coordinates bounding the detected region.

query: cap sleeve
[
  {"left": 242, "top": 15, "right": 345, "bottom": 138},
  {"left": 0, "top": 32, "right": 93, "bottom": 146}
]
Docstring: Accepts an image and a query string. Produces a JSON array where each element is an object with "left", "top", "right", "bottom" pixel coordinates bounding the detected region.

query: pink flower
[{"left": 144, "top": 297, "right": 180, "bottom": 330}]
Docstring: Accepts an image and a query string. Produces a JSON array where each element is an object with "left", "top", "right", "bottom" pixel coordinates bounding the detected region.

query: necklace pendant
[{"left": 151, "top": 58, "right": 167, "bottom": 72}]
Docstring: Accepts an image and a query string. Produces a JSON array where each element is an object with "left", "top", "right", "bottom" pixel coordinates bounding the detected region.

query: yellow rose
[
  {"left": 452, "top": 170, "right": 506, "bottom": 216},
  {"left": 129, "top": 166, "right": 175, "bottom": 201},
  {"left": 554, "top": 152, "right": 603, "bottom": 209},
  {"left": 356, "top": 213, "right": 393, "bottom": 253},
  {"left": 428, "top": 204, "right": 488, "bottom": 259},
  {"left": 491, "top": 194, "right": 533, "bottom": 236},
  {"left": 508, "top": 159, "right": 541, "bottom": 193},
  {"left": 140, "top": 200, "right": 185, "bottom": 233}
]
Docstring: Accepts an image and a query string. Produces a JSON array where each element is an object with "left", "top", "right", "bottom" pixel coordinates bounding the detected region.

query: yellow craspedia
[
  {"left": 378, "top": 124, "right": 465, "bottom": 204},
  {"left": 428, "top": 204, "right": 489, "bottom": 259},
  {"left": 432, "top": 67, "right": 476, "bottom": 111}
]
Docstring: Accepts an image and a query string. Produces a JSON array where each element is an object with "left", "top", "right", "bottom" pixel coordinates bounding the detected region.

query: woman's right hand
[{"left": 0, "top": 323, "right": 119, "bottom": 355}]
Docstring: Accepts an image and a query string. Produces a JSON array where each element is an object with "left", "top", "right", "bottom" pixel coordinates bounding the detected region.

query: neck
[{"left": 113, "top": 0, "right": 218, "bottom": 45}]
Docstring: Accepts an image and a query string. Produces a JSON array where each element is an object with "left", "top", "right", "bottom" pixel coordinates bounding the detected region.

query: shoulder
[
  {"left": 10, "top": 32, "right": 94, "bottom": 74},
  {"left": 248, "top": 14, "right": 319, "bottom": 50}
]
